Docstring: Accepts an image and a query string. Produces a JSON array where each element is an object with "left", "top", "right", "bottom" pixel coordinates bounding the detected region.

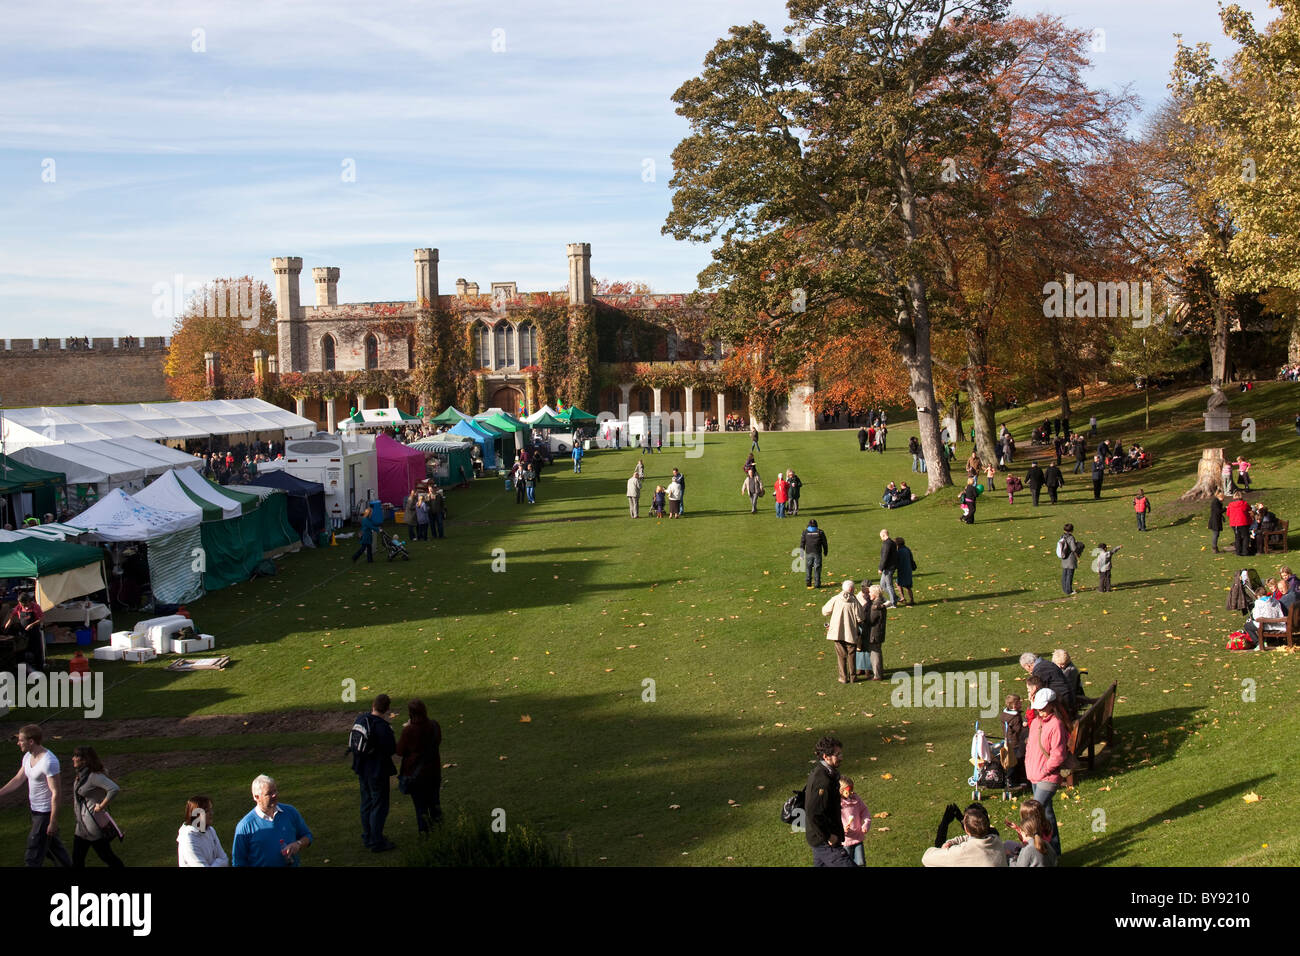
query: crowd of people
[{"left": 4, "top": 691, "right": 444, "bottom": 868}]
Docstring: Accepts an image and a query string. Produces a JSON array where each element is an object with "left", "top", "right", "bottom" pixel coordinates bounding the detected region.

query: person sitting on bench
[{"left": 1244, "top": 580, "right": 1286, "bottom": 646}]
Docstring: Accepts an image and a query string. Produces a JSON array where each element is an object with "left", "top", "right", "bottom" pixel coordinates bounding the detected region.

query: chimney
[
  {"left": 204, "top": 351, "right": 222, "bottom": 396},
  {"left": 312, "top": 266, "right": 340, "bottom": 306},
  {"left": 455, "top": 278, "right": 468, "bottom": 298},
  {"left": 414, "top": 248, "right": 439, "bottom": 308},
  {"left": 567, "top": 242, "right": 592, "bottom": 306},
  {"left": 466, "top": 281, "right": 479, "bottom": 298}
]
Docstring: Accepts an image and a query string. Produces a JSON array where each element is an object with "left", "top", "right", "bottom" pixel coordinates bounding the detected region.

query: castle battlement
[{"left": 3, "top": 336, "right": 170, "bottom": 352}]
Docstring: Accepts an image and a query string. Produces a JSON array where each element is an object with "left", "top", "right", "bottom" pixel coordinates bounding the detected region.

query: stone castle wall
[{"left": 0, "top": 337, "right": 171, "bottom": 407}]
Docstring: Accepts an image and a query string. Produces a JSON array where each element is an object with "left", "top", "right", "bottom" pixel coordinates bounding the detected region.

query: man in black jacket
[
  {"left": 1073, "top": 435, "right": 1087, "bottom": 474},
  {"left": 1044, "top": 462, "right": 1064, "bottom": 504},
  {"left": 858, "top": 427, "right": 868, "bottom": 452},
  {"left": 1019, "top": 653, "right": 1077, "bottom": 718},
  {"left": 878, "top": 528, "right": 899, "bottom": 607},
  {"left": 352, "top": 693, "right": 398, "bottom": 852},
  {"left": 804, "top": 736, "right": 852, "bottom": 866},
  {"left": 800, "top": 520, "right": 829, "bottom": 589},
  {"left": 1025, "top": 462, "right": 1045, "bottom": 507}
]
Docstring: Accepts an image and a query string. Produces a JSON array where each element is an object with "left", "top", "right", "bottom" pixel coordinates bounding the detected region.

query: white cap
[{"left": 1031, "top": 688, "right": 1056, "bottom": 710}]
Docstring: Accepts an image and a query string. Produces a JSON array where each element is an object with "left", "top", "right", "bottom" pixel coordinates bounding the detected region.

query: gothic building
[{"left": 268, "top": 243, "right": 815, "bottom": 432}]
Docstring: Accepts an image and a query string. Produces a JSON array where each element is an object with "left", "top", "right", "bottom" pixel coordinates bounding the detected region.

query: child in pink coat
[{"left": 839, "top": 776, "right": 872, "bottom": 866}]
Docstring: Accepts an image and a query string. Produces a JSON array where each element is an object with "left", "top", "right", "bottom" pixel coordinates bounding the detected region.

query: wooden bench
[
  {"left": 1253, "top": 601, "right": 1298, "bottom": 650},
  {"left": 1068, "top": 681, "right": 1118, "bottom": 773},
  {"left": 1259, "top": 520, "right": 1289, "bottom": 554}
]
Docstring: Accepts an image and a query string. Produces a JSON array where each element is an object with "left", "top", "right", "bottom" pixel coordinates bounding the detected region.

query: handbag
[
  {"left": 93, "top": 808, "right": 125, "bottom": 841},
  {"left": 1036, "top": 722, "right": 1080, "bottom": 780}
]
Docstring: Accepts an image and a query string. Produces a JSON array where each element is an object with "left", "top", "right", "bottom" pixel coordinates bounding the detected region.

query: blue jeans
[
  {"left": 432, "top": 513, "right": 444, "bottom": 538},
  {"left": 849, "top": 843, "right": 865, "bottom": 866},
  {"left": 920, "top": 456, "right": 927, "bottom": 473},
  {"left": 776, "top": 501, "right": 785, "bottom": 518},
  {"left": 1137, "top": 512, "right": 1146, "bottom": 531},
  {"left": 912, "top": 455, "right": 921, "bottom": 472},
  {"left": 1032, "top": 782, "right": 1062, "bottom": 856},
  {"left": 573, "top": 460, "right": 581, "bottom": 473},
  {"left": 1061, "top": 567, "right": 1075, "bottom": 594},
  {"left": 1074, "top": 460, "right": 1084, "bottom": 473},
  {"left": 812, "top": 844, "right": 855, "bottom": 867},
  {"left": 26, "top": 812, "right": 72, "bottom": 867},
  {"left": 805, "top": 552, "right": 822, "bottom": 587},
  {"left": 526, "top": 485, "right": 535, "bottom": 503},
  {"left": 879, "top": 570, "right": 897, "bottom": 606},
  {"left": 359, "top": 775, "right": 390, "bottom": 847}
]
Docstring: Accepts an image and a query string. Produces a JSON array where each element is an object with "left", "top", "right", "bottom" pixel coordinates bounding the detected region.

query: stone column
[
  {"left": 358, "top": 395, "right": 368, "bottom": 411},
  {"left": 717, "top": 392, "right": 726, "bottom": 426},
  {"left": 204, "top": 351, "right": 221, "bottom": 398},
  {"left": 294, "top": 397, "right": 306, "bottom": 418},
  {"left": 684, "top": 385, "right": 695, "bottom": 434},
  {"left": 567, "top": 242, "right": 592, "bottom": 306},
  {"left": 386, "top": 394, "right": 396, "bottom": 410},
  {"left": 619, "top": 383, "right": 632, "bottom": 419},
  {"left": 414, "top": 248, "right": 439, "bottom": 309},
  {"left": 326, "top": 398, "right": 337, "bottom": 433}
]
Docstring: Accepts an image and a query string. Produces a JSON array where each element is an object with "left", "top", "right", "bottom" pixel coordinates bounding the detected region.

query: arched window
[
  {"left": 637, "top": 388, "right": 652, "bottom": 413},
  {"left": 518, "top": 321, "right": 537, "bottom": 367},
  {"left": 494, "top": 322, "right": 515, "bottom": 369},
  {"left": 407, "top": 335, "right": 415, "bottom": 370},
  {"left": 321, "top": 335, "right": 336, "bottom": 372},
  {"left": 364, "top": 333, "right": 379, "bottom": 370},
  {"left": 474, "top": 321, "right": 491, "bottom": 368}
]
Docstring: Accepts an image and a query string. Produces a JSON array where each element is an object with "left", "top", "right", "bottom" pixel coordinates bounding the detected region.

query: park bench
[
  {"left": 1069, "top": 681, "right": 1118, "bottom": 773},
  {"left": 1258, "top": 520, "right": 1289, "bottom": 555},
  {"left": 1254, "top": 601, "right": 1298, "bottom": 651}
]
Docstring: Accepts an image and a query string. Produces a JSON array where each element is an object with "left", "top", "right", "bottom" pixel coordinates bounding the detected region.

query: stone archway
[{"left": 491, "top": 386, "right": 522, "bottom": 415}]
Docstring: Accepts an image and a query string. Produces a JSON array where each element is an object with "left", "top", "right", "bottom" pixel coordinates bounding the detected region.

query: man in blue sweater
[{"left": 232, "top": 775, "right": 313, "bottom": 867}]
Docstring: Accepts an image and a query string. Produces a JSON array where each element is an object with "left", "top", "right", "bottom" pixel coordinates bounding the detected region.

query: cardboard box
[
  {"left": 110, "top": 631, "right": 134, "bottom": 650},
  {"left": 196, "top": 634, "right": 216, "bottom": 651},
  {"left": 121, "top": 647, "right": 157, "bottom": 663},
  {"left": 171, "top": 638, "right": 208, "bottom": 654},
  {"left": 93, "top": 647, "right": 124, "bottom": 662}
]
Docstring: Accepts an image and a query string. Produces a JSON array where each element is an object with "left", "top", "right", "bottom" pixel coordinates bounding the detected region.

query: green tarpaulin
[
  {"left": 431, "top": 406, "right": 470, "bottom": 425},
  {"left": 0, "top": 537, "right": 102, "bottom": 577},
  {"left": 0, "top": 454, "right": 63, "bottom": 520}
]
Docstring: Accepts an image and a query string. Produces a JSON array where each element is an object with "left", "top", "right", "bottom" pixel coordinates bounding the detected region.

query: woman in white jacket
[{"left": 178, "top": 796, "right": 230, "bottom": 867}]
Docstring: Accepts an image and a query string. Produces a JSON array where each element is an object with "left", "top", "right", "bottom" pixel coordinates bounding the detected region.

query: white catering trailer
[{"left": 260, "top": 432, "right": 377, "bottom": 527}]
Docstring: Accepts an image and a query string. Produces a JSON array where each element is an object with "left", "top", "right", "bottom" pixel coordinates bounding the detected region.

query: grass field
[{"left": 2, "top": 381, "right": 1298, "bottom": 866}]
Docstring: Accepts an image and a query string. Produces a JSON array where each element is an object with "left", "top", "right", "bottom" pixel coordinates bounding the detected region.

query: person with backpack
[
  {"left": 395, "top": 698, "right": 443, "bottom": 831},
  {"left": 1133, "top": 490, "right": 1152, "bottom": 532},
  {"left": 1057, "top": 523, "right": 1082, "bottom": 596},
  {"left": 800, "top": 519, "right": 829, "bottom": 589},
  {"left": 804, "top": 736, "right": 852, "bottom": 866},
  {"left": 350, "top": 693, "right": 398, "bottom": 853}
]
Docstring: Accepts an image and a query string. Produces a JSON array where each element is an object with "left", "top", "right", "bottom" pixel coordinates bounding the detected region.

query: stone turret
[
  {"left": 271, "top": 256, "right": 303, "bottom": 372},
  {"left": 414, "top": 249, "right": 439, "bottom": 308},
  {"left": 312, "top": 266, "right": 340, "bottom": 306},
  {"left": 568, "top": 242, "right": 592, "bottom": 306}
]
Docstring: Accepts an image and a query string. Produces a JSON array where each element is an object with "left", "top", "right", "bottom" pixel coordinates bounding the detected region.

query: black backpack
[
  {"left": 347, "top": 714, "right": 376, "bottom": 757},
  {"left": 780, "top": 788, "right": 806, "bottom": 825}
]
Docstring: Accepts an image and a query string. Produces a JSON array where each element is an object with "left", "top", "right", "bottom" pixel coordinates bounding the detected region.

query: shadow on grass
[
  {"left": 1108, "top": 706, "right": 1203, "bottom": 773},
  {"left": 931, "top": 588, "right": 1033, "bottom": 604},
  {"left": 1112, "top": 576, "right": 1187, "bottom": 590},
  {"left": 1067, "top": 774, "right": 1275, "bottom": 867}
]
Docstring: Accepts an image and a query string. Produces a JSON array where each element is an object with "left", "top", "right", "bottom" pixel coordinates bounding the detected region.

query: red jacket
[
  {"left": 1226, "top": 499, "right": 1251, "bottom": 527},
  {"left": 773, "top": 478, "right": 789, "bottom": 503}
]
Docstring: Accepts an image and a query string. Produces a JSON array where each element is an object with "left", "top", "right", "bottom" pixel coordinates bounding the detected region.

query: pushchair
[
  {"left": 966, "top": 719, "right": 1027, "bottom": 801},
  {"left": 378, "top": 527, "right": 410, "bottom": 562}
]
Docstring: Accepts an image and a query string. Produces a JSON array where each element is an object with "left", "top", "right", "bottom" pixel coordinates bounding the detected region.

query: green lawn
[{"left": 3, "top": 381, "right": 1297, "bottom": 866}]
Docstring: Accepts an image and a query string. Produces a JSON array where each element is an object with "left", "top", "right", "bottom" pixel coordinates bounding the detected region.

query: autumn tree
[
  {"left": 1109, "top": 317, "right": 1202, "bottom": 430},
  {"left": 165, "top": 277, "right": 276, "bottom": 400},
  {"left": 665, "top": 0, "right": 1022, "bottom": 491}
]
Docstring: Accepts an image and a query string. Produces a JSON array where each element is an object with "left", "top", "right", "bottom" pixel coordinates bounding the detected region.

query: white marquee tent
[
  {"left": 10, "top": 436, "right": 203, "bottom": 492},
  {"left": 0, "top": 398, "right": 315, "bottom": 451}
]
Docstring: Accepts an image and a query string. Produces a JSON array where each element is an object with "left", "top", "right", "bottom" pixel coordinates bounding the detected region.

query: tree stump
[{"left": 1180, "top": 447, "right": 1226, "bottom": 501}]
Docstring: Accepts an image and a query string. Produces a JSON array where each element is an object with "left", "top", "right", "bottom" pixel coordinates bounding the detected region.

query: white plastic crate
[
  {"left": 121, "top": 647, "right": 157, "bottom": 663},
  {"left": 93, "top": 647, "right": 124, "bottom": 662}
]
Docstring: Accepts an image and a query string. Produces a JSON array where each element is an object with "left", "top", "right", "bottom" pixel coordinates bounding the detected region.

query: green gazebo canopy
[{"left": 430, "top": 406, "right": 470, "bottom": 426}]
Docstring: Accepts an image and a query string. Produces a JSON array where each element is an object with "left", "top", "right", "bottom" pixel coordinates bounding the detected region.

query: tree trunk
[
  {"left": 1057, "top": 380, "right": 1072, "bottom": 420},
  {"left": 964, "top": 327, "right": 998, "bottom": 467},
  {"left": 1289, "top": 313, "right": 1300, "bottom": 365},
  {"left": 1180, "top": 447, "right": 1225, "bottom": 501},
  {"left": 1144, "top": 386, "right": 1150, "bottom": 431}
]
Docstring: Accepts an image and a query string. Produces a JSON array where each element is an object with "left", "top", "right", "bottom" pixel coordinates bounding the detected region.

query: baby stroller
[
  {"left": 378, "top": 527, "right": 410, "bottom": 562},
  {"left": 967, "top": 719, "right": 1026, "bottom": 801}
]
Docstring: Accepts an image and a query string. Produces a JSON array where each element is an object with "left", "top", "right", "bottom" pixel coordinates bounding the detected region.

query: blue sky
[{"left": 0, "top": 0, "right": 1279, "bottom": 338}]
